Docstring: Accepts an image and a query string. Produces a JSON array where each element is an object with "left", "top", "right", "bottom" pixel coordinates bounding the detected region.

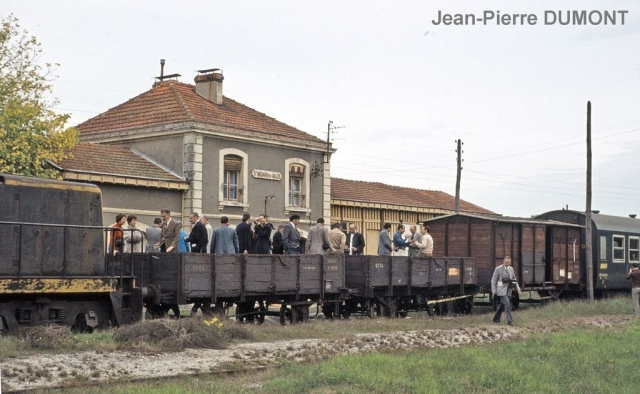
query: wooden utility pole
[
  {"left": 585, "top": 101, "right": 594, "bottom": 301},
  {"left": 454, "top": 139, "right": 463, "bottom": 213}
]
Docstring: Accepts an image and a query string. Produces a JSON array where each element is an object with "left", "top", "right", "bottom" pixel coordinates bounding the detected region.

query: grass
[{"left": 37, "top": 317, "right": 640, "bottom": 394}]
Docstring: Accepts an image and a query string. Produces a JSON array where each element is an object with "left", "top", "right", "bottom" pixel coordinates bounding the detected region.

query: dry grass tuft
[
  {"left": 113, "top": 318, "right": 252, "bottom": 351},
  {"left": 13, "top": 324, "right": 73, "bottom": 349}
]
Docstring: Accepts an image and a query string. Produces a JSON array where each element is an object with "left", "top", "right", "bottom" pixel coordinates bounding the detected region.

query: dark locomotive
[{"left": 1, "top": 173, "right": 637, "bottom": 332}]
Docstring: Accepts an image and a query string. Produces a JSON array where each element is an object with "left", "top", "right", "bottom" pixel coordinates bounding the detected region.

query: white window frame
[
  {"left": 218, "top": 148, "right": 249, "bottom": 210},
  {"left": 284, "top": 158, "right": 311, "bottom": 216},
  {"left": 599, "top": 235, "right": 607, "bottom": 260},
  {"left": 629, "top": 236, "right": 639, "bottom": 263},
  {"left": 612, "top": 234, "right": 625, "bottom": 263}
]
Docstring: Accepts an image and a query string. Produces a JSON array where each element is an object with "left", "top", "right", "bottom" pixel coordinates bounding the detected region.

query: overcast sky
[{"left": 6, "top": 1, "right": 640, "bottom": 218}]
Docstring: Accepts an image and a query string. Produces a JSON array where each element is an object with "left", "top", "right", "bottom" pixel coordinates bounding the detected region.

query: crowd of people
[{"left": 109, "top": 211, "right": 438, "bottom": 257}]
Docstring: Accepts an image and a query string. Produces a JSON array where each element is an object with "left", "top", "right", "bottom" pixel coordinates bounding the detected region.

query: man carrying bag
[{"left": 491, "top": 256, "right": 521, "bottom": 326}]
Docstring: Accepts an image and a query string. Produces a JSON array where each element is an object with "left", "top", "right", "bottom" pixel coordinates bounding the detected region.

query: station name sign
[{"left": 252, "top": 169, "right": 282, "bottom": 181}]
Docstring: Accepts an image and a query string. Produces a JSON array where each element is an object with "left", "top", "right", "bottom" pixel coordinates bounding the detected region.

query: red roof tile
[
  {"left": 78, "top": 81, "right": 324, "bottom": 144},
  {"left": 331, "top": 178, "right": 493, "bottom": 214},
  {"left": 54, "top": 144, "right": 183, "bottom": 182}
]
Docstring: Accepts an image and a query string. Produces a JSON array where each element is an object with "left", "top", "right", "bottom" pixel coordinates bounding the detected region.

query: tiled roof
[
  {"left": 331, "top": 178, "right": 493, "bottom": 214},
  {"left": 53, "top": 144, "right": 184, "bottom": 182},
  {"left": 78, "top": 81, "right": 324, "bottom": 144}
]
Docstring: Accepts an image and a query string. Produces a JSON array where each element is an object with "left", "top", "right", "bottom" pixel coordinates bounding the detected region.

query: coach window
[
  {"left": 600, "top": 236, "right": 607, "bottom": 260},
  {"left": 629, "top": 237, "right": 639, "bottom": 263},
  {"left": 218, "top": 148, "right": 249, "bottom": 210},
  {"left": 612, "top": 235, "right": 625, "bottom": 262}
]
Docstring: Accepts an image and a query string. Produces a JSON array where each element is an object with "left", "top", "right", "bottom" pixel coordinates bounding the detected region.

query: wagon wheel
[
  {"left": 235, "top": 302, "right": 256, "bottom": 324},
  {"left": 425, "top": 302, "right": 436, "bottom": 317},
  {"left": 339, "top": 304, "right": 350, "bottom": 320},
  {"left": 322, "top": 303, "right": 335, "bottom": 320},
  {"left": 144, "top": 305, "right": 165, "bottom": 320},
  {"left": 365, "top": 300, "right": 377, "bottom": 319},
  {"left": 296, "top": 306, "right": 310, "bottom": 323},
  {"left": 279, "top": 304, "right": 292, "bottom": 325},
  {"left": 396, "top": 299, "right": 408, "bottom": 318},
  {"left": 455, "top": 297, "right": 473, "bottom": 315},
  {"left": 71, "top": 313, "right": 92, "bottom": 334}
]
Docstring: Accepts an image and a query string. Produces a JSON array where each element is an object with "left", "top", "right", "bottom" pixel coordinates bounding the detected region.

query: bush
[{"left": 113, "top": 317, "right": 252, "bottom": 351}]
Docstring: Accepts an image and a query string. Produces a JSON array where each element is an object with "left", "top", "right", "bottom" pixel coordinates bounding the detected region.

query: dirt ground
[{"left": 0, "top": 314, "right": 632, "bottom": 392}]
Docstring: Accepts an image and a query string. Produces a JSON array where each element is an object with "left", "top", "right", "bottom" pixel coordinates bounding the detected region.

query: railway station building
[{"left": 50, "top": 69, "right": 332, "bottom": 235}]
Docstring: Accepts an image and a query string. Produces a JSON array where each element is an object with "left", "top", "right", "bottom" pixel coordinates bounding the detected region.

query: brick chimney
[{"left": 194, "top": 68, "right": 223, "bottom": 104}]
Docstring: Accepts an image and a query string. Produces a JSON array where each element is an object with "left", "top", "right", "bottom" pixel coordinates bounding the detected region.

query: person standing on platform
[
  {"left": 283, "top": 214, "right": 301, "bottom": 254},
  {"left": 272, "top": 225, "right": 285, "bottom": 254},
  {"left": 177, "top": 222, "right": 190, "bottom": 253},
  {"left": 210, "top": 216, "right": 239, "bottom": 254},
  {"left": 306, "top": 218, "right": 330, "bottom": 255},
  {"left": 345, "top": 224, "right": 365, "bottom": 256},
  {"left": 407, "top": 225, "right": 422, "bottom": 257},
  {"left": 253, "top": 214, "right": 274, "bottom": 254},
  {"left": 328, "top": 223, "right": 346, "bottom": 255},
  {"left": 393, "top": 224, "right": 410, "bottom": 256},
  {"left": 201, "top": 215, "right": 213, "bottom": 253},
  {"left": 154, "top": 209, "right": 181, "bottom": 252},
  {"left": 236, "top": 213, "right": 253, "bottom": 255},
  {"left": 378, "top": 223, "right": 392, "bottom": 256},
  {"left": 184, "top": 212, "right": 208, "bottom": 253},
  {"left": 146, "top": 218, "right": 163, "bottom": 252}
]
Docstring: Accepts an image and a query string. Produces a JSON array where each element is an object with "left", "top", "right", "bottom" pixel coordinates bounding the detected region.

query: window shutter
[
  {"left": 224, "top": 156, "right": 242, "bottom": 172},
  {"left": 290, "top": 164, "right": 305, "bottom": 178}
]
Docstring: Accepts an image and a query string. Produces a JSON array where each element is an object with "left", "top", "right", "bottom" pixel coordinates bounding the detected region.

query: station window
[
  {"left": 612, "top": 235, "right": 625, "bottom": 262},
  {"left": 217, "top": 148, "right": 249, "bottom": 208},
  {"left": 284, "top": 158, "right": 310, "bottom": 212},
  {"left": 223, "top": 155, "right": 242, "bottom": 201},
  {"left": 289, "top": 164, "right": 305, "bottom": 207},
  {"left": 629, "top": 237, "right": 639, "bottom": 263}
]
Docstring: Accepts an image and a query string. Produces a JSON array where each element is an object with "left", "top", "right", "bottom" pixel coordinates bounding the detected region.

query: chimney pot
[{"left": 195, "top": 70, "right": 224, "bottom": 104}]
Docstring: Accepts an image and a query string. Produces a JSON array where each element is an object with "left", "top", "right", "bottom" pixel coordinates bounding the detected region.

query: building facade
[{"left": 55, "top": 69, "right": 332, "bottom": 234}]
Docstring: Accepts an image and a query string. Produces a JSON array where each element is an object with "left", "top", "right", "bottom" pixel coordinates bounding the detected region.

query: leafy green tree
[{"left": 0, "top": 14, "right": 77, "bottom": 178}]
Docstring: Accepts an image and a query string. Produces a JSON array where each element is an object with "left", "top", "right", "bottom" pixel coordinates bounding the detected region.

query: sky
[{"left": 5, "top": 1, "right": 640, "bottom": 218}]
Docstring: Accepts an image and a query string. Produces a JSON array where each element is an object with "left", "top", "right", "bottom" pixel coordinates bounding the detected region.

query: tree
[{"left": 0, "top": 14, "right": 77, "bottom": 178}]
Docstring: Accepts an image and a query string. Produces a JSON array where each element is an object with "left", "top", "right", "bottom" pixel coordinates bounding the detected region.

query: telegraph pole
[
  {"left": 454, "top": 139, "right": 463, "bottom": 213},
  {"left": 585, "top": 102, "right": 594, "bottom": 301}
]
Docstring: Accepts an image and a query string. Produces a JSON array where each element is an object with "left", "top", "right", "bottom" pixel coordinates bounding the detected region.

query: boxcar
[{"left": 423, "top": 213, "right": 583, "bottom": 299}]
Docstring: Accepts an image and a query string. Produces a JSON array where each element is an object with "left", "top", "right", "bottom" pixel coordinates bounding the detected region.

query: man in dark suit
[
  {"left": 184, "top": 211, "right": 208, "bottom": 253},
  {"left": 283, "top": 214, "right": 301, "bottom": 254},
  {"left": 345, "top": 224, "right": 365, "bottom": 255},
  {"left": 154, "top": 209, "right": 181, "bottom": 252},
  {"left": 236, "top": 213, "right": 253, "bottom": 254},
  {"left": 272, "top": 225, "right": 285, "bottom": 254}
]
